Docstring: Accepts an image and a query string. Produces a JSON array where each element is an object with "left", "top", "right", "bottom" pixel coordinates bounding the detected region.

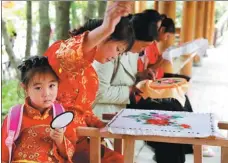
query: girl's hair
[
  {"left": 69, "top": 17, "right": 135, "bottom": 52},
  {"left": 130, "top": 9, "right": 162, "bottom": 42},
  {"left": 160, "top": 14, "right": 176, "bottom": 33},
  {"left": 17, "top": 56, "right": 59, "bottom": 87}
]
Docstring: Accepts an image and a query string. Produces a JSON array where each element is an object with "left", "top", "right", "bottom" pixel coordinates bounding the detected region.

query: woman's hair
[
  {"left": 17, "top": 56, "right": 59, "bottom": 87},
  {"left": 130, "top": 9, "right": 162, "bottom": 42},
  {"left": 69, "top": 17, "right": 135, "bottom": 52},
  {"left": 160, "top": 14, "right": 176, "bottom": 33}
]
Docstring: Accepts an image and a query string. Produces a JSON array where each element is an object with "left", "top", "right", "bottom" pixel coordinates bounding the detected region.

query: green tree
[
  {"left": 97, "top": 1, "right": 107, "bottom": 18},
  {"left": 37, "top": 1, "right": 51, "bottom": 55},
  {"left": 2, "top": 20, "right": 20, "bottom": 79},
  {"left": 25, "top": 1, "right": 32, "bottom": 58},
  {"left": 55, "top": 1, "right": 71, "bottom": 40},
  {"left": 70, "top": 2, "right": 80, "bottom": 29},
  {"left": 84, "top": 1, "right": 97, "bottom": 21}
]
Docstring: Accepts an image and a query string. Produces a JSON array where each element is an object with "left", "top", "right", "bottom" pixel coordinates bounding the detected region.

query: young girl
[
  {"left": 43, "top": 2, "right": 134, "bottom": 163},
  {"left": 1, "top": 56, "right": 75, "bottom": 163}
]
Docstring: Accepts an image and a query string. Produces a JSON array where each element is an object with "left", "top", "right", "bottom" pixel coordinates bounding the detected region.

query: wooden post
[
  {"left": 194, "top": 145, "right": 202, "bottom": 163},
  {"left": 90, "top": 137, "right": 101, "bottom": 163},
  {"left": 123, "top": 137, "right": 135, "bottom": 163},
  {"left": 158, "top": 1, "right": 176, "bottom": 73},
  {"left": 154, "top": 0, "right": 159, "bottom": 10},
  {"left": 180, "top": 1, "right": 196, "bottom": 77},
  {"left": 203, "top": 1, "right": 212, "bottom": 41},
  {"left": 135, "top": 1, "right": 147, "bottom": 13},
  {"left": 221, "top": 147, "right": 228, "bottom": 163},
  {"left": 114, "top": 139, "right": 124, "bottom": 155},
  {"left": 209, "top": 1, "right": 215, "bottom": 45},
  {"left": 193, "top": 1, "right": 205, "bottom": 65}
]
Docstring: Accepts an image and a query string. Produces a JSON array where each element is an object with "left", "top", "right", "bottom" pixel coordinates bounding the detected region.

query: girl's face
[
  {"left": 131, "top": 40, "right": 153, "bottom": 53},
  {"left": 94, "top": 40, "right": 127, "bottom": 63},
  {"left": 24, "top": 72, "right": 58, "bottom": 111},
  {"left": 158, "top": 27, "right": 174, "bottom": 41}
]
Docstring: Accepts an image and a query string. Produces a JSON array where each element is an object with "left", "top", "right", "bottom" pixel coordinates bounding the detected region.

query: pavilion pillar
[
  {"left": 203, "top": 1, "right": 212, "bottom": 41},
  {"left": 135, "top": 1, "right": 147, "bottom": 13},
  {"left": 193, "top": 1, "right": 205, "bottom": 65},
  {"left": 180, "top": 1, "right": 196, "bottom": 77},
  {"left": 209, "top": 1, "right": 216, "bottom": 45},
  {"left": 158, "top": 1, "right": 176, "bottom": 73},
  {"left": 154, "top": 0, "right": 159, "bottom": 10}
]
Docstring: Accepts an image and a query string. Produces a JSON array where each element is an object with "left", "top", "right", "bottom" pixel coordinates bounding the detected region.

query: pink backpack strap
[
  {"left": 5, "top": 104, "right": 24, "bottom": 163},
  {"left": 52, "top": 103, "right": 66, "bottom": 131}
]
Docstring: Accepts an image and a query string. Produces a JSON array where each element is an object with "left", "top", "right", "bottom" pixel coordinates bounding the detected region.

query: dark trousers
[
  {"left": 127, "top": 96, "right": 193, "bottom": 163},
  {"left": 127, "top": 73, "right": 194, "bottom": 163}
]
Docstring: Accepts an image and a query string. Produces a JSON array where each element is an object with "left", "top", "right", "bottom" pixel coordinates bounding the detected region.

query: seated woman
[
  {"left": 137, "top": 14, "right": 214, "bottom": 158},
  {"left": 93, "top": 10, "right": 191, "bottom": 163},
  {"left": 136, "top": 14, "right": 193, "bottom": 112},
  {"left": 93, "top": 9, "right": 161, "bottom": 118}
]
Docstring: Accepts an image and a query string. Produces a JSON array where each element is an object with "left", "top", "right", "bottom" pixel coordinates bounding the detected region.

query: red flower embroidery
[
  {"left": 180, "top": 124, "right": 191, "bottom": 129},
  {"left": 147, "top": 119, "right": 169, "bottom": 126}
]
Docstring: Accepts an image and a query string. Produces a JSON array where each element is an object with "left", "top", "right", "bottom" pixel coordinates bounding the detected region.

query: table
[{"left": 76, "top": 121, "right": 228, "bottom": 163}]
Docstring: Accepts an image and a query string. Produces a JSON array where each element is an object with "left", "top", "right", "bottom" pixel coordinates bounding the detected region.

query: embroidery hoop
[{"left": 136, "top": 78, "right": 189, "bottom": 106}]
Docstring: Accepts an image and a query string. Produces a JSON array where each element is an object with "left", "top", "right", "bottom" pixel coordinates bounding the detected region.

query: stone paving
[{"left": 135, "top": 33, "right": 228, "bottom": 163}]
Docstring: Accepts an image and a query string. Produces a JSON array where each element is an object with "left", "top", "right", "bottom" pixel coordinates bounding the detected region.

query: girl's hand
[
  {"left": 50, "top": 128, "right": 64, "bottom": 146},
  {"left": 101, "top": 1, "right": 133, "bottom": 34}
]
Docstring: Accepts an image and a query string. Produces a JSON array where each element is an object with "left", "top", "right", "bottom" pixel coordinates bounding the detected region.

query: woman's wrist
[{"left": 100, "top": 24, "right": 114, "bottom": 37}]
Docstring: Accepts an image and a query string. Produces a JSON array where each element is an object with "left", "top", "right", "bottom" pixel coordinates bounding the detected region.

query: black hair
[
  {"left": 160, "top": 14, "right": 175, "bottom": 33},
  {"left": 142, "top": 9, "right": 162, "bottom": 23},
  {"left": 69, "top": 17, "right": 135, "bottom": 52},
  {"left": 17, "top": 56, "right": 59, "bottom": 87},
  {"left": 130, "top": 9, "right": 162, "bottom": 41}
]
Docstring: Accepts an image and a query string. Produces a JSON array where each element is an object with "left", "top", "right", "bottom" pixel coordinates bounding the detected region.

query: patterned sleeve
[
  {"left": 84, "top": 110, "right": 106, "bottom": 129},
  {"left": 52, "top": 135, "right": 75, "bottom": 163},
  {"left": 44, "top": 32, "right": 97, "bottom": 76}
]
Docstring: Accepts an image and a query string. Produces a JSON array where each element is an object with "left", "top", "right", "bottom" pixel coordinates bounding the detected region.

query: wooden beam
[
  {"left": 218, "top": 121, "right": 228, "bottom": 130},
  {"left": 158, "top": 1, "right": 176, "bottom": 73},
  {"left": 180, "top": 1, "right": 196, "bottom": 77}
]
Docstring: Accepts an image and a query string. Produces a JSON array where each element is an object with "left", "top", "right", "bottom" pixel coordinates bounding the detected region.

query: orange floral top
[
  {"left": 1, "top": 99, "right": 75, "bottom": 163},
  {"left": 138, "top": 42, "right": 164, "bottom": 78},
  {"left": 44, "top": 32, "right": 105, "bottom": 129}
]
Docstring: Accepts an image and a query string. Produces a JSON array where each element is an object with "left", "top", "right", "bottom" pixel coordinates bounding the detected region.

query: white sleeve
[{"left": 92, "top": 60, "right": 130, "bottom": 105}]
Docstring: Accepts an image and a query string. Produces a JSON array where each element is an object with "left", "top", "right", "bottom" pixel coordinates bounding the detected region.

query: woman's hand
[
  {"left": 136, "top": 67, "right": 157, "bottom": 82},
  {"left": 130, "top": 85, "right": 143, "bottom": 95},
  {"left": 83, "top": 1, "right": 133, "bottom": 54},
  {"left": 101, "top": 1, "right": 133, "bottom": 34}
]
